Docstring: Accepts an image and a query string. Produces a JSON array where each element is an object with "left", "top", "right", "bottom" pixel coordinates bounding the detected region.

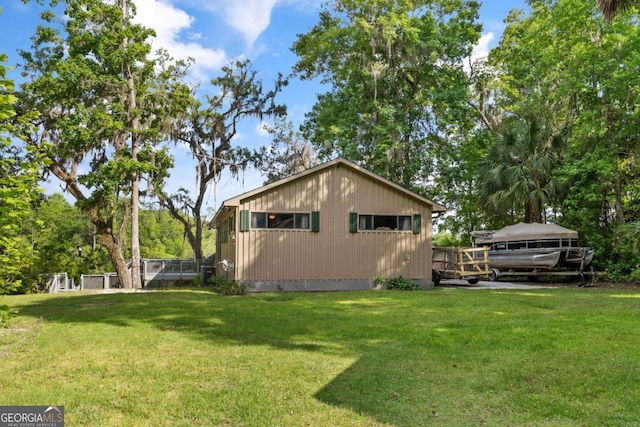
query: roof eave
[{"left": 213, "top": 157, "right": 447, "bottom": 220}]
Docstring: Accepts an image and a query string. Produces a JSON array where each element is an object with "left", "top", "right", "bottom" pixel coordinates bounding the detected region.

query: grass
[{"left": 1, "top": 287, "right": 640, "bottom": 426}]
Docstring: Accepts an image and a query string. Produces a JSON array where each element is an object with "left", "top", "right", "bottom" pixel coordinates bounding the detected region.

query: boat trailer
[
  {"left": 433, "top": 246, "right": 599, "bottom": 287},
  {"left": 432, "top": 246, "right": 492, "bottom": 286}
]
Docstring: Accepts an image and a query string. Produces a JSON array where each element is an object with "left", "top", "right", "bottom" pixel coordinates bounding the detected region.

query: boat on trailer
[
  {"left": 485, "top": 248, "right": 562, "bottom": 270},
  {"left": 472, "top": 222, "right": 594, "bottom": 284}
]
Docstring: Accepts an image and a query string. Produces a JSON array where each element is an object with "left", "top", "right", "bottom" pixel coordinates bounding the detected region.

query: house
[{"left": 212, "top": 158, "right": 446, "bottom": 292}]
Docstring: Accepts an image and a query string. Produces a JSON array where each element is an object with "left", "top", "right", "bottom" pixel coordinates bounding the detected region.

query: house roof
[{"left": 212, "top": 157, "right": 446, "bottom": 224}]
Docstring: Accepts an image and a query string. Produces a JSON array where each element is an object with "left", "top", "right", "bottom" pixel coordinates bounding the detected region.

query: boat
[
  {"left": 473, "top": 222, "right": 594, "bottom": 272},
  {"left": 485, "top": 248, "right": 561, "bottom": 270}
]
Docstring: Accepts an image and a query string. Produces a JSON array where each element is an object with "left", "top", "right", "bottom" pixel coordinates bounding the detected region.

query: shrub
[
  {"left": 433, "top": 232, "right": 469, "bottom": 247},
  {"left": 386, "top": 276, "right": 420, "bottom": 291},
  {"left": 629, "top": 267, "right": 640, "bottom": 284},
  {"left": 171, "top": 279, "right": 195, "bottom": 288},
  {"left": 0, "top": 304, "right": 17, "bottom": 327},
  {"left": 208, "top": 276, "right": 245, "bottom": 296}
]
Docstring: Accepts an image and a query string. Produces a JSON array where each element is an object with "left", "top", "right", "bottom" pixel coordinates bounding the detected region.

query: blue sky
[{"left": 0, "top": 0, "right": 527, "bottom": 212}]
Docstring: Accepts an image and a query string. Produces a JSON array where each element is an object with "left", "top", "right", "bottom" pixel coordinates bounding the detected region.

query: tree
[
  {"left": 155, "top": 60, "right": 286, "bottom": 260},
  {"left": 136, "top": 208, "right": 202, "bottom": 259},
  {"left": 17, "top": 0, "right": 189, "bottom": 288},
  {"left": 292, "top": 0, "right": 481, "bottom": 193},
  {"left": 29, "top": 193, "right": 99, "bottom": 282},
  {"left": 0, "top": 50, "right": 49, "bottom": 293},
  {"left": 597, "top": 0, "right": 638, "bottom": 21},
  {"left": 477, "top": 117, "right": 568, "bottom": 224},
  {"left": 489, "top": 0, "right": 640, "bottom": 271},
  {"left": 252, "top": 116, "right": 319, "bottom": 184}
]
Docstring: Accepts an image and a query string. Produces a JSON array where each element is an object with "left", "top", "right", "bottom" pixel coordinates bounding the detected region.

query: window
[
  {"left": 218, "top": 218, "right": 229, "bottom": 243},
  {"left": 251, "top": 212, "right": 310, "bottom": 229},
  {"left": 358, "top": 215, "right": 412, "bottom": 231}
]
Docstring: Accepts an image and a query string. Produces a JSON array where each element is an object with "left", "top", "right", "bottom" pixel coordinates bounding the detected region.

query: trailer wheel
[
  {"left": 489, "top": 268, "right": 500, "bottom": 282},
  {"left": 467, "top": 278, "right": 479, "bottom": 285},
  {"left": 432, "top": 270, "right": 441, "bottom": 286}
]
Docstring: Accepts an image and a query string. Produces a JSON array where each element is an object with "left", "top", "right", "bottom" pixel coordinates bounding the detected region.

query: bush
[
  {"left": 433, "top": 232, "right": 469, "bottom": 247},
  {"left": 208, "top": 276, "right": 245, "bottom": 296},
  {"left": 629, "top": 267, "right": 640, "bottom": 284},
  {"left": 171, "top": 279, "right": 196, "bottom": 288},
  {"left": 374, "top": 276, "right": 386, "bottom": 289},
  {"left": 385, "top": 276, "right": 420, "bottom": 291},
  {"left": 0, "top": 304, "right": 17, "bottom": 327}
]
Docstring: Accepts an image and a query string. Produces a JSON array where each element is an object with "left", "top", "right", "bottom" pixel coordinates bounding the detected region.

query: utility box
[{"left": 201, "top": 264, "right": 216, "bottom": 286}]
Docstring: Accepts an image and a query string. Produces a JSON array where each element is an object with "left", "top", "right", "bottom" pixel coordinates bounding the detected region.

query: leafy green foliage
[
  {"left": 0, "top": 304, "right": 17, "bottom": 327},
  {"left": 170, "top": 279, "right": 198, "bottom": 288},
  {"left": 433, "top": 232, "right": 468, "bottom": 247},
  {"left": 384, "top": 276, "right": 420, "bottom": 291},
  {"left": 477, "top": 116, "right": 568, "bottom": 223},
  {"left": 293, "top": 0, "right": 481, "bottom": 191},
  {"left": 136, "top": 208, "right": 197, "bottom": 258},
  {"left": 619, "top": 221, "right": 640, "bottom": 253},
  {"left": 597, "top": 0, "right": 639, "bottom": 21},
  {"left": 17, "top": 0, "right": 191, "bottom": 288},
  {"left": 468, "top": 0, "right": 640, "bottom": 279},
  {"left": 28, "top": 194, "right": 95, "bottom": 280},
  {"left": 0, "top": 51, "right": 50, "bottom": 294},
  {"left": 207, "top": 276, "right": 245, "bottom": 296}
]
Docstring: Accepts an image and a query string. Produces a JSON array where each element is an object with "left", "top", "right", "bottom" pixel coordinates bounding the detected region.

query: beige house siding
[{"left": 228, "top": 164, "right": 434, "bottom": 286}]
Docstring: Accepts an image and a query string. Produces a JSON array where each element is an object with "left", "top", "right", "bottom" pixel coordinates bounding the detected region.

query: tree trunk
[
  {"left": 129, "top": 125, "right": 141, "bottom": 288},
  {"left": 130, "top": 163, "right": 142, "bottom": 288},
  {"left": 524, "top": 199, "right": 542, "bottom": 223},
  {"left": 49, "top": 164, "right": 133, "bottom": 288},
  {"left": 99, "top": 231, "right": 132, "bottom": 289},
  {"left": 605, "top": 105, "right": 624, "bottom": 226},
  {"left": 193, "top": 215, "right": 203, "bottom": 261},
  {"left": 93, "top": 215, "right": 132, "bottom": 289},
  {"left": 121, "top": 0, "right": 142, "bottom": 288}
]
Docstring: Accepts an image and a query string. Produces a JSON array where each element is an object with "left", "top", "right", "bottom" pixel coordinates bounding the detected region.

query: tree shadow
[{"left": 11, "top": 290, "right": 510, "bottom": 425}]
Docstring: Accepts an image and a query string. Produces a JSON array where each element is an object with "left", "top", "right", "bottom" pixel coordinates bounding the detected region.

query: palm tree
[
  {"left": 619, "top": 221, "right": 640, "bottom": 252},
  {"left": 477, "top": 117, "right": 569, "bottom": 223},
  {"left": 597, "top": 0, "right": 637, "bottom": 21}
]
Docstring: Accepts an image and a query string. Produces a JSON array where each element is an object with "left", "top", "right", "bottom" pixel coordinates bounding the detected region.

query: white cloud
[
  {"left": 133, "top": 0, "right": 228, "bottom": 78},
  {"left": 199, "top": 0, "right": 278, "bottom": 48},
  {"left": 227, "top": 0, "right": 279, "bottom": 47},
  {"left": 471, "top": 32, "right": 495, "bottom": 62},
  {"left": 186, "top": 0, "right": 324, "bottom": 50},
  {"left": 256, "top": 121, "right": 272, "bottom": 137},
  {"left": 463, "top": 31, "right": 494, "bottom": 74}
]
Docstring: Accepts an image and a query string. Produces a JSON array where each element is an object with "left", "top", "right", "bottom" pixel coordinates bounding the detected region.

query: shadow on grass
[
  {"left": 11, "top": 288, "right": 640, "bottom": 426},
  {"left": 12, "top": 290, "right": 464, "bottom": 424}
]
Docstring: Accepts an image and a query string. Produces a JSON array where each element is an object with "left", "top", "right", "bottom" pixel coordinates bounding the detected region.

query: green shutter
[
  {"left": 240, "top": 210, "right": 250, "bottom": 232},
  {"left": 413, "top": 213, "right": 422, "bottom": 235},
  {"left": 349, "top": 212, "right": 358, "bottom": 233},
  {"left": 311, "top": 211, "right": 320, "bottom": 232},
  {"left": 219, "top": 219, "right": 228, "bottom": 243}
]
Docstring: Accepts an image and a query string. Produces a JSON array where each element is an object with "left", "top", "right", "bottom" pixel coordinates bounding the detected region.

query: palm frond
[
  {"left": 619, "top": 221, "right": 640, "bottom": 252},
  {"left": 597, "top": 0, "right": 636, "bottom": 21}
]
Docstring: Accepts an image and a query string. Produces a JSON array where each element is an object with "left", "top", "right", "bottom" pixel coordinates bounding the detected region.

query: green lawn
[{"left": 1, "top": 288, "right": 640, "bottom": 426}]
